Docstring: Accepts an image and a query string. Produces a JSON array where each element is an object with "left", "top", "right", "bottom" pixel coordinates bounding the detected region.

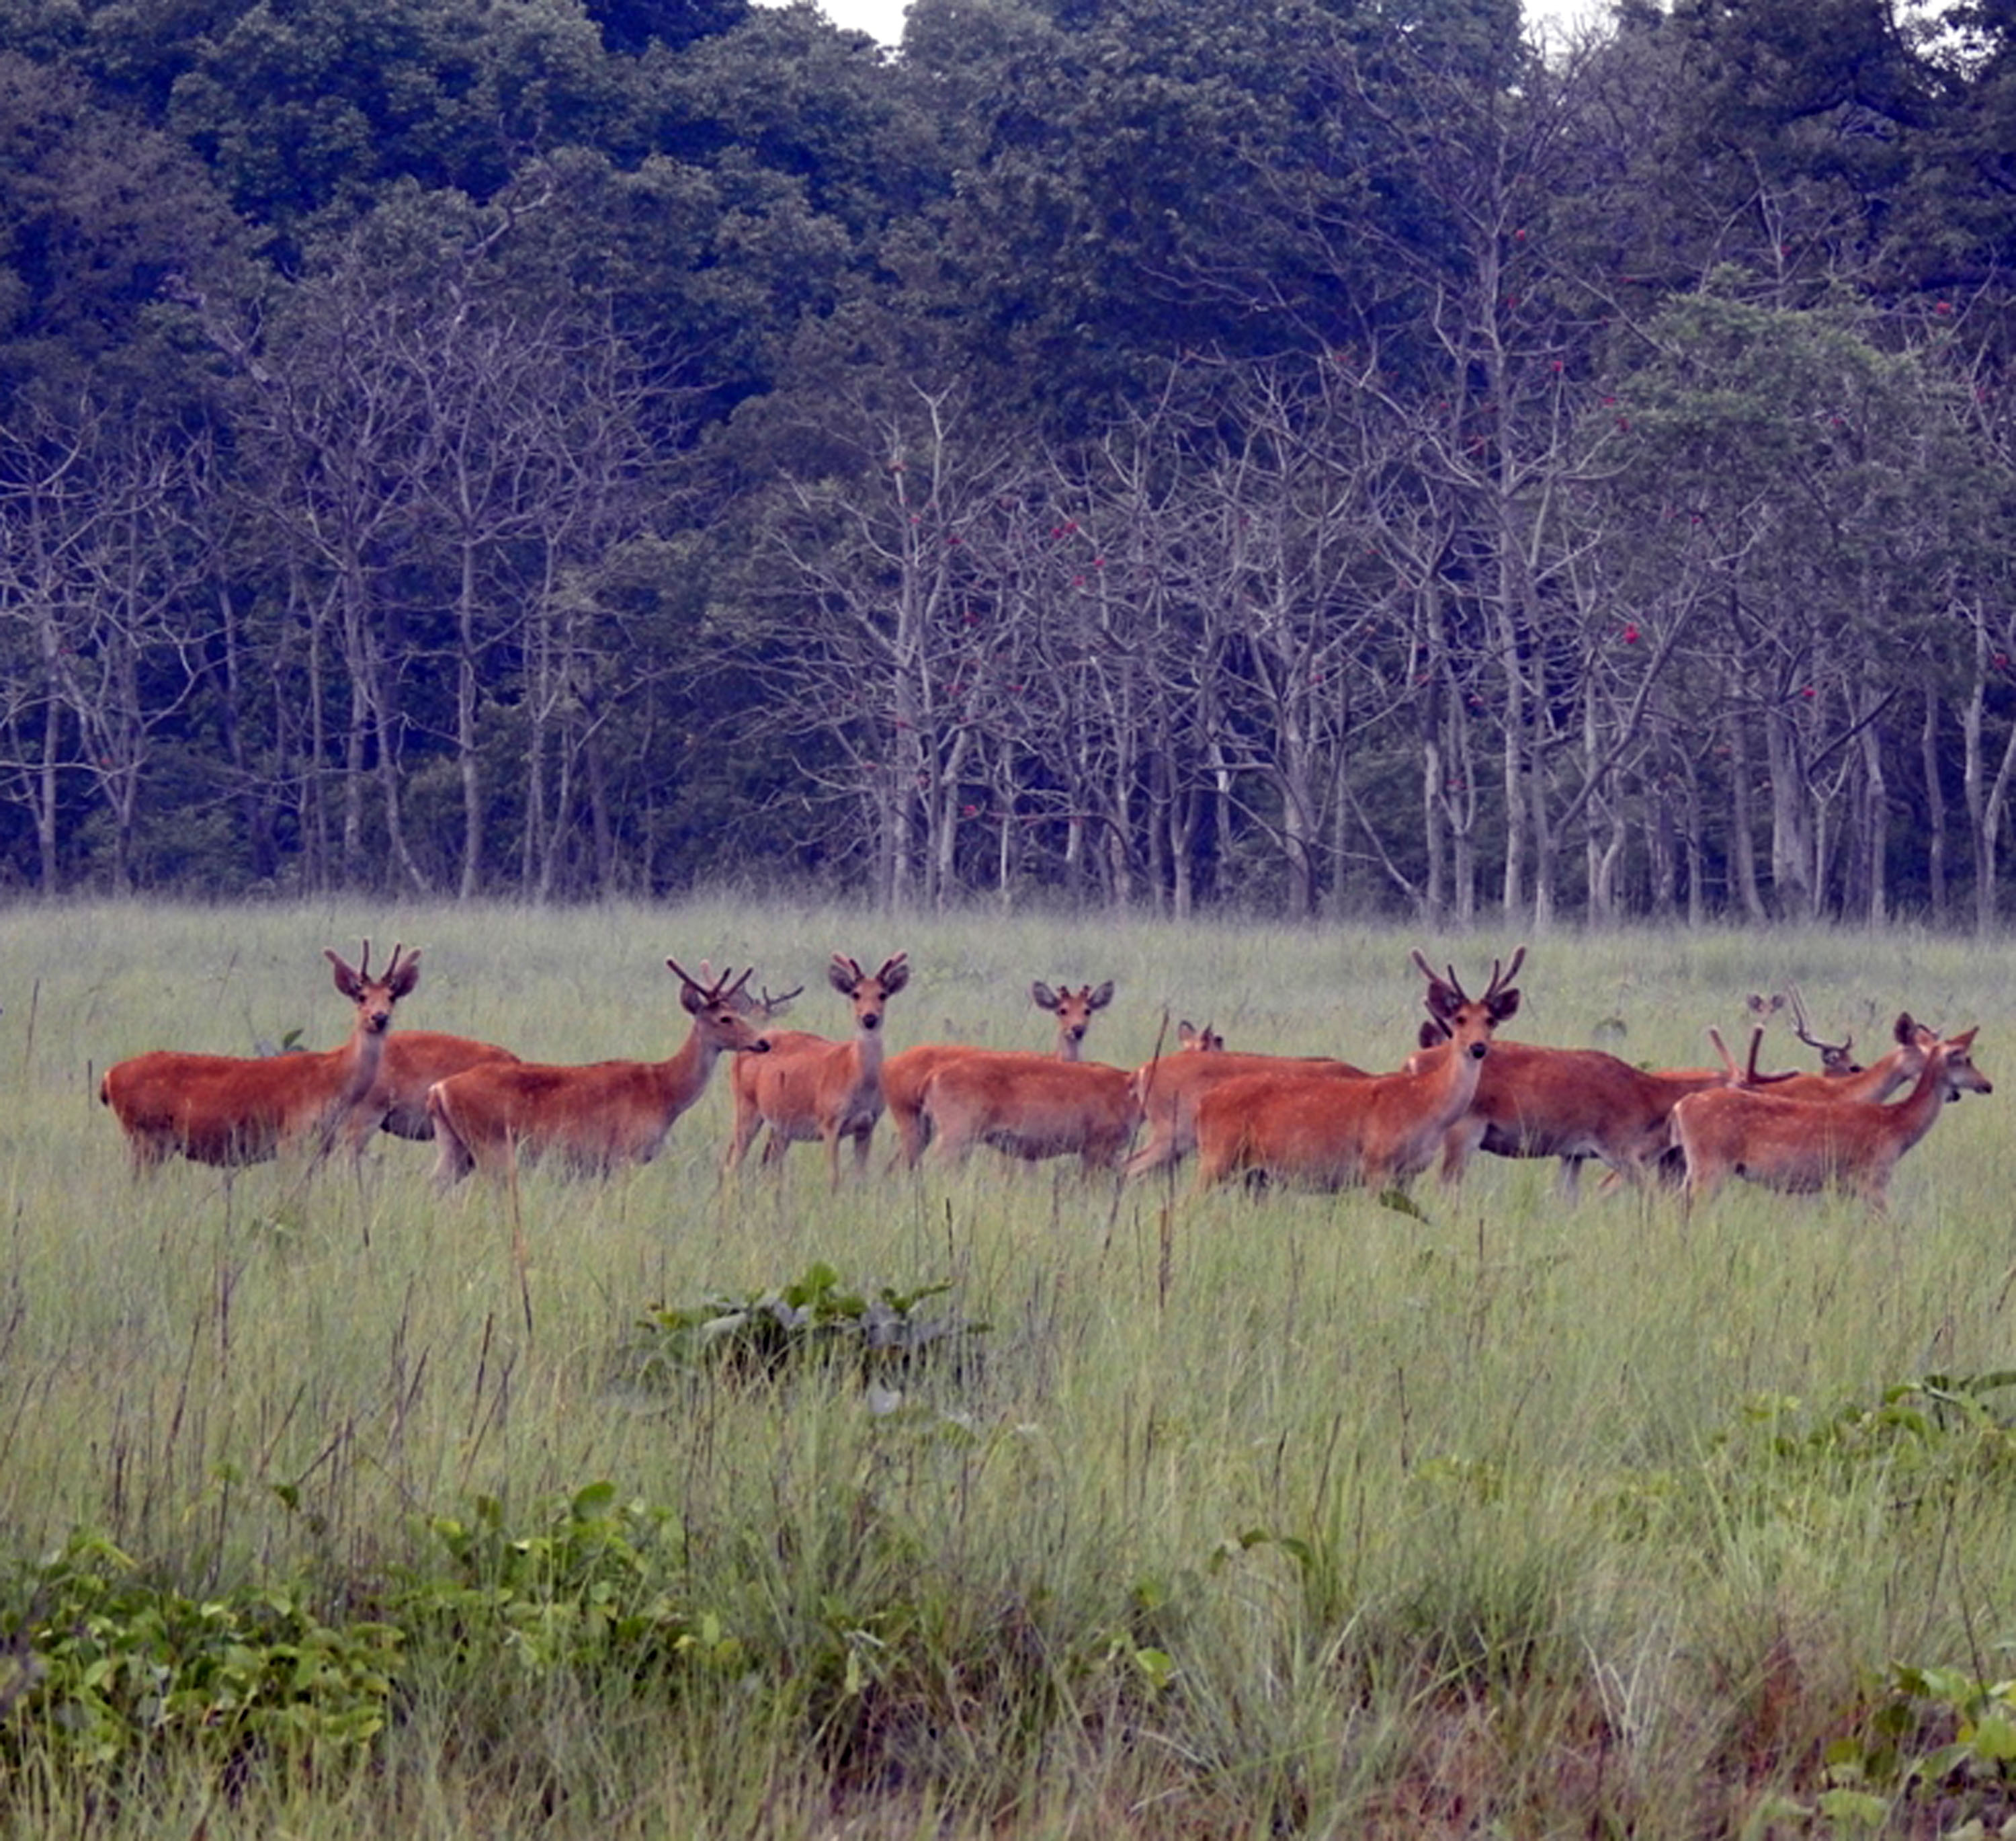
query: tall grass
[{"left": 1, "top": 898, "right": 2013, "bottom": 1836}]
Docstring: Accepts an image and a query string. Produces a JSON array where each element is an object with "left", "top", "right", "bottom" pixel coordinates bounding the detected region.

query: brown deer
[
  {"left": 1672, "top": 1027, "right": 1993, "bottom": 1209},
  {"left": 343, "top": 1030, "right": 521, "bottom": 1155},
  {"left": 1783, "top": 982, "right": 1867, "bottom": 1077},
  {"left": 353, "top": 963, "right": 812, "bottom": 1158},
  {"left": 1411, "top": 1038, "right": 1732, "bottom": 1194},
  {"left": 722, "top": 952, "right": 909, "bottom": 1184},
  {"left": 883, "top": 976, "right": 1118, "bottom": 1167},
  {"left": 912, "top": 1053, "right": 1140, "bottom": 1175},
  {"left": 425, "top": 960, "right": 771, "bottom": 1184},
  {"left": 101, "top": 941, "right": 421, "bottom": 1172},
  {"left": 1193, "top": 950, "right": 1521, "bottom": 1193},
  {"left": 1032, "top": 979, "right": 1114, "bottom": 1057},
  {"left": 1125, "top": 1024, "right": 1367, "bottom": 1182},
  {"left": 1407, "top": 952, "right": 1763, "bottom": 1194}
]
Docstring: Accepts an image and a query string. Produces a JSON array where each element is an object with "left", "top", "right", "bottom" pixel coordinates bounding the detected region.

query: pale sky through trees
[{"left": 773, "top": 0, "right": 1608, "bottom": 48}]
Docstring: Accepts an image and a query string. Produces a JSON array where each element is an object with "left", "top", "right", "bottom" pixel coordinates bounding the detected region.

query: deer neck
[
  {"left": 658, "top": 1026, "right": 721, "bottom": 1110},
  {"left": 851, "top": 1018, "right": 890, "bottom": 1094},
  {"left": 1884, "top": 1050, "right": 1954, "bottom": 1153},
  {"left": 337, "top": 1019, "right": 392, "bottom": 1106},
  {"left": 1847, "top": 1046, "right": 1913, "bottom": 1103},
  {"left": 1419, "top": 1033, "right": 1490, "bottom": 1131}
]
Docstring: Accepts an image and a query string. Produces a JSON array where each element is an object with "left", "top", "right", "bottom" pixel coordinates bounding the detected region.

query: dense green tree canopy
[{"left": 3, "top": 0, "right": 2016, "bottom": 923}]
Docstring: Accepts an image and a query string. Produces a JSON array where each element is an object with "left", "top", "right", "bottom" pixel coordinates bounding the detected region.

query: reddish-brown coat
[
  {"left": 425, "top": 960, "right": 769, "bottom": 1184},
  {"left": 101, "top": 941, "right": 421, "bottom": 1171},
  {"left": 724, "top": 953, "right": 909, "bottom": 1185}
]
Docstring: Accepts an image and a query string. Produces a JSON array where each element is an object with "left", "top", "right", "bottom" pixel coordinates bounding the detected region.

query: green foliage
[
  {"left": 0, "top": 1530, "right": 399, "bottom": 1776},
  {"left": 1717, "top": 1371, "right": 2016, "bottom": 1498},
  {"left": 1817, "top": 1662, "right": 2016, "bottom": 1833},
  {"left": 0, "top": 50, "right": 245, "bottom": 413},
  {"left": 164, "top": 0, "right": 626, "bottom": 233},
  {"left": 398, "top": 1483, "right": 741, "bottom": 1678},
  {"left": 617, "top": 1261, "right": 986, "bottom": 1387}
]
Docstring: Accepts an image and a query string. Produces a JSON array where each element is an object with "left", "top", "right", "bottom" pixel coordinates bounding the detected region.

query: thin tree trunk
[
  {"left": 1858, "top": 702, "right": 1886, "bottom": 927},
  {"left": 1728, "top": 701, "right": 1767, "bottom": 922},
  {"left": 1922, "top": 684, "right": 1947, "bottom": 926},
  {"left": 455, "top": 534, "right": 482, "bottom": 901}
]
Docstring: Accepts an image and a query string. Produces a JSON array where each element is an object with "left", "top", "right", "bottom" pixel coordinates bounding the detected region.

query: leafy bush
[
  {"left": 394, "top": 1481, "right": 743, "bottom": 1682},
  {"left": 616, "top": 1262, "right": 987, "bottom": 1390},
  {"left": 0, "top": 1531, "right": 398, "bottom": 1776}
]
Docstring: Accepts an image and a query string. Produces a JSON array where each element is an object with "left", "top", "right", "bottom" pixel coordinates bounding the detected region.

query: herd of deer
[{"left": 95, "top": 941, "right": 1994, "bottom": 1210}]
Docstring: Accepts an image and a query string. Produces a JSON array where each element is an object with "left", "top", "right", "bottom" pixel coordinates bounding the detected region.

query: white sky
[{"left": 774, "top": 0, "right": 1608, "bottom": 49}]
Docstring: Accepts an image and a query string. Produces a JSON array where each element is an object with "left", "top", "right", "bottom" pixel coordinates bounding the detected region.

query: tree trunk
[
  {"left": 1857, "top": 697, "right": 1886, "bottom": 927},
  {"left": 455, "top": 534, "right": 482, "bottom": 901},
  {"left": 1727, "top": 700, "right": 1767, "bottom": 922},
  {"left": 1922, "top": 684, "right": 1947, "bottom": 926},
  {"left": 1765, "top": 703, "right": 1814, "bottom": 919}
]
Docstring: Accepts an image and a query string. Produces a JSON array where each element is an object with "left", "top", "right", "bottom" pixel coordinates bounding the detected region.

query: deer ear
[
  {"left": 389, "top": 948, "right": 421, "bottom": 998},
  {"left": 1490, "top": 986, "right": 1521, "bottom": 1023},
  {"left": 829, "top": 956, "right": 862, "bottom": 995},
  {"left": 1031, "top": 981, "right": 1059, "bottom": 1011},
  {"left": 669, "top": 959, "right": 711, "bottom": 1012},
  {"left": 1894, "top": 1013, "right": 1916, "bottom": 1045},
  {"left": 878, "top": 954, "right": 910, "bottom": 993},
  {"left": 1089, "top": 981, "right": 1115, "bottom": 1010},
  {"left": 326, "top": 948, "right": 364, "bottom": 1000}
]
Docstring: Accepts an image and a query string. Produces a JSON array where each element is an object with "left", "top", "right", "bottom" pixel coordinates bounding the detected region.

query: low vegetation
[{"left": 0, "top": 898, "right": 2011, "bottom": 1836}]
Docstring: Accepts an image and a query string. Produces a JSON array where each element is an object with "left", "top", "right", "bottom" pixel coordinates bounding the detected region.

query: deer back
[
  {"left": 349, "top": 1028, "right": 519, "bottom": 1147},
  {"left": 1125, "top": 1049, "right": 1368, "bottom": 1180},
  {"left": 921, "top": 1051, "right": 1138, "bottom": 1165}
]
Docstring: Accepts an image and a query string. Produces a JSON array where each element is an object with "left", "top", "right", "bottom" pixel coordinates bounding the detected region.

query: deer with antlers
[
  {"left": 1032, "top": 979, "right": 1114, "bottom": 1055},
  {"left": 1125, "top": 1024, "right": 1368, "bottom": 1182},
  {"left": 1404, "top": 949, "right": 1747, "bottom": 1192},
  {"left": 882, "top": 976, "right": 1119, "bottom": 1168},
  {"left": 1672, "top": 1026, "right": 1993, "bottom": 1209},
  {"left": 722, "top": 953, "right": 909, "bottom": 1184},
  {"left": 1706, "top": 1012, "right": 1938, "bottom": 1107},
  {"left": 1779, "top": 982, "right": 1869, "bottom": 1077},
  {"left": 347, "top": 963, "right": 813, "bottom": 1159},
  {"left": 345, "top": 958, "right": 807, "bottom": 1159},
  {"left": 1193, "top": 950, "right": 1521, "bottom": 1193},
  {"left": 101, "top": 941, "right": 421, "bottom": 1172},
  {"left": 425, "top": 960, "right": 771, "bottom": 1184}
]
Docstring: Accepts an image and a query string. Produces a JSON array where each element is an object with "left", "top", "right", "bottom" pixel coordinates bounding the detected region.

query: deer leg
[
  {"left": 893, "top": 1110, "right": 931, "bottom": 1169},
  {"left": 1437, "top": 1118, "right": 1483, "bottom": 1185},
  {"left": 1122, "top": 1135, "right": 1175, "bottom": 1181},
  {"left": 429, "top": 1122, "right": 475, "bottom": 1189}
]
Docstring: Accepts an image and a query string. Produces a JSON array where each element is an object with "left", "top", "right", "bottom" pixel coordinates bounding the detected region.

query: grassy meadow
[{"left": 1, "top": 897, "right": 2015, "bottom": 1837}]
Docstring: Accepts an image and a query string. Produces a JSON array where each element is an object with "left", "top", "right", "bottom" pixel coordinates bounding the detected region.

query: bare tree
[{"left": 0, "top": 399, "right": 218, "bottom": 889}]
